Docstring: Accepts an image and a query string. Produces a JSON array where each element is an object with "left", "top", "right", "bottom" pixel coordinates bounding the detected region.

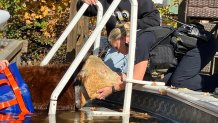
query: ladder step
[{"left": 81, "top": 107, "right": 124, "bottom": 116}]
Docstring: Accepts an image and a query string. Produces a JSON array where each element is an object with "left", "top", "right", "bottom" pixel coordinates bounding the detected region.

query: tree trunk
[{"left": 66, "top": 0, "right": 89, "bottom": 63}]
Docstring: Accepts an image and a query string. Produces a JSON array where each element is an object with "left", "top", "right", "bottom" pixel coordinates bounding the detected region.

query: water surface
[{"left": 1, "top": 110, "right": 174, "bottom": 123}]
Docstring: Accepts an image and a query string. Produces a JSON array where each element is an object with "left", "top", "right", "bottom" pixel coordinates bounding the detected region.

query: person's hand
[
  {"left": 82, "top": 0, "right": 98, "bottom": 5},
  {"left": 96, "top": 86, "right": 113, "bottom": 100},
  {"left": 120, "top": 73, "right": 127, "bottom": 81},
  {"left": 96, "top": 74, "right": 125, "bottom": 100},
  {"left": 117, "top": 72, "right": 127, "bottom": 82},
  {"left": 0, "top": 60, "right": 9, "bottom": 73}
]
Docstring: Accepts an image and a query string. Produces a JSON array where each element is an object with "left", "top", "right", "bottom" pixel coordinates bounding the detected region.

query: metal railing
[
  {"left": 44, "top": 0, "right": 124, "bottom": 115},
  {"left": 42, "top": 0, "right": 165, "bottom": 122},
  {"left": 40, "top": 3, "right": 89, "bottom": 66}
]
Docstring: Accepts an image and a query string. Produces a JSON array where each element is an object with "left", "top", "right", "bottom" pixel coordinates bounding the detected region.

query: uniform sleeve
[
  {"left": 137, "top": 0, "right": 160, "bottom": 29},
  {"left": 76, "top": 0, "right": 98, "bottom": 17},
  {"left": 135, "top": 31, "right": 156, "bottom": 64}
]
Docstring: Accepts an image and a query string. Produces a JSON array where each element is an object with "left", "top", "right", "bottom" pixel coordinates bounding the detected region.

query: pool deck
[
  {"left": 83, "top": 85, "right": 218, "bottom": 122},
  {"left": 134, "top": 85, "right": 218, "bottom": 117}
]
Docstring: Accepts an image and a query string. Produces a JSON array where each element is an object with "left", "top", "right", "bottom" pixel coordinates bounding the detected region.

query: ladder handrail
[
  {"left": 122, "top": 0, "right": 138, "bottom": 118},
  {"left": 47, "top": 1, "right": 141, "bottom": 122},
  {"left": 40, "top": 3, "right": 89, "bottom": 66},
  {"left": 48, "top": 0, "right": 122, "bottom": 114},
  {"left": 93, "top": 2, "right": 103, "bottom": 56},
  {"left": 41, "top": 2, "right": 103, "bottom": 66}
]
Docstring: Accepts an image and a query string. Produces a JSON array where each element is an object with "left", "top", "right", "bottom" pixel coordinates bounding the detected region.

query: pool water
[{"left": 0, "top": 110, "right": 174, "bottom": 123}]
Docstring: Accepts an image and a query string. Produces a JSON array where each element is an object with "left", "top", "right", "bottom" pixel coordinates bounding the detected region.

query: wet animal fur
[
  {"left": 77, "top": 55, "right": 121, "bottom": 106},
  {"left": 17, "top": 55, "right": 120, "bottom": 110},
  {"left": 18, "top": 64, "right": 78, "bottom": 111}
]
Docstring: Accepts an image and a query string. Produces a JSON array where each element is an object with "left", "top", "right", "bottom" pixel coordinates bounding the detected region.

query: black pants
[{"left": 164, "top": 37, "right": 218, "bottom": 92}]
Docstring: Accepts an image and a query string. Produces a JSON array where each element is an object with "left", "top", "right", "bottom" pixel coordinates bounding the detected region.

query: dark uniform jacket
[{"left": 77, "top": 0, "right": 160, "bottom": 35}]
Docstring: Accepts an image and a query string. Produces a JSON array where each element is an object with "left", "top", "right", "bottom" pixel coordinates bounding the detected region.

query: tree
[{"left": 66, "top": 0, "right": 89, "bottom": 63}]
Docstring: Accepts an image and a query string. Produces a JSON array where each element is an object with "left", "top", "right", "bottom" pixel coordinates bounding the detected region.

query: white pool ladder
[{"left": 40, "top": 0, "right": 163, "bottom": 122}]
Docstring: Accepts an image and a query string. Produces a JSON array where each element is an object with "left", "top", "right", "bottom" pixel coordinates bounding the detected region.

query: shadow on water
[{"left": 0, "top": 110, "right": 175, "bottom": 123}]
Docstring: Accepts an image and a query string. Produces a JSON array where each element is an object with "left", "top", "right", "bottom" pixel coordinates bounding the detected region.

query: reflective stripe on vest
[
  {"left": 3, "top": 67, "right": 29, "bottom": 113},
  {"left": 0, "top": 98, "right": 17, "bottom": 110},
  {"left": 0, "top": 79, "right": 9, "bottom": 85}
]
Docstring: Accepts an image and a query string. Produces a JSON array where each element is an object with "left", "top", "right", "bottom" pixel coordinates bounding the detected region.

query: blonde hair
[{"left": 108, "top": 22, "right": 130, "bottom": 44}]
